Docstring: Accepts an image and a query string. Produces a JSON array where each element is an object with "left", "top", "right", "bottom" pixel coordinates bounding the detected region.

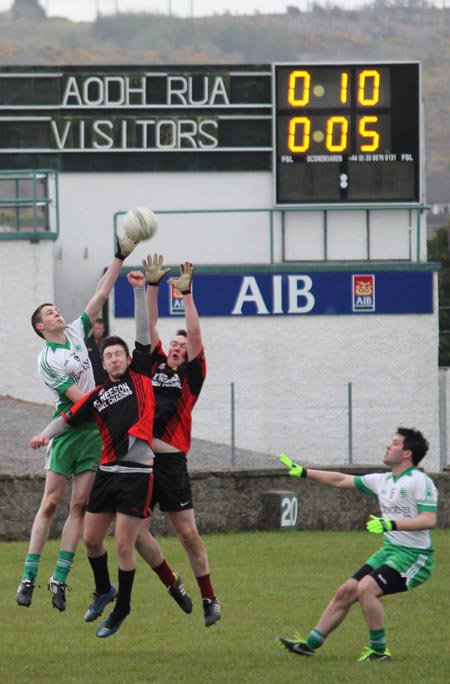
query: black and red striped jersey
[
  {"left": 64, "top": 350, "right": 154, "bottom": 465},
  {"left": 150, "top": 340, "right": 206, "bottom": 454}
]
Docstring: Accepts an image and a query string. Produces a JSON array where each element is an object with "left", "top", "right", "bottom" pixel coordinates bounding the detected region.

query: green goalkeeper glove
[
  {"left": 366, "top": 515, "right": 397, "bottom": 534},
  {"left": 279, "top": 453, "right": 307, "bottom": 478},
  {"left": 142, "top": 253, "right": 171, "bottom": 285}
]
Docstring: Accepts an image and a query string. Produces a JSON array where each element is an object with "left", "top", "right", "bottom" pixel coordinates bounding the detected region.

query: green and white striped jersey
[
  {"left": 38, "top": 312, "right": 95, "bottom": 417},
  {"left": 355, "top": 467, "right": 438, "bottom": 550}
]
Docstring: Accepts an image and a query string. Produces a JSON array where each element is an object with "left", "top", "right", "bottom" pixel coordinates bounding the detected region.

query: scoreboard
[
  {"left": 273, "top": 62, "right": 421, "bottom": 205},
  {"left": 0, "top": 62, "right": 421, "bottom": 205}
]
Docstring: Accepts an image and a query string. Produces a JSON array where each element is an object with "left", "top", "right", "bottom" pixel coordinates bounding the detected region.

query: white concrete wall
[
  {"left": 111, "top": 301, "right": 441, "bottom": 472},
  {"left": 0, "top": 239, "right": 55, "bottom": 403},
  {"left": 0, "top": 169, "right": 440, "bottom": 470}
]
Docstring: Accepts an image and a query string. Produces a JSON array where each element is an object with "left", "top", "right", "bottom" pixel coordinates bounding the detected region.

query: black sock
[
  {"left": 114, "top": 568, "right": 135, "bottom": 615},
  {"left": 88, "top": 553, "right": 111, "bottom": 595}
]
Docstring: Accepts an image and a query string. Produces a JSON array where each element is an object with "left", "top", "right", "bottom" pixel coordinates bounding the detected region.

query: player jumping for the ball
[
  {"left": 132, "top": 254, "right": 221, "bottom": 628},
  {"left": 16, "top": 232, "right": 139, "bottom": 613},
  {"left": 278, "top": 427, "right": 437, "bottom": 663}
]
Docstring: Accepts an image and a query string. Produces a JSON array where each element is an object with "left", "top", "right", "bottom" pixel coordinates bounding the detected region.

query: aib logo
[
  {"left": 352, "top": 275, "right": 375, "bottom": 312},
  {"left": 169, "top": 283, "right": 187, "bottom": 316}
]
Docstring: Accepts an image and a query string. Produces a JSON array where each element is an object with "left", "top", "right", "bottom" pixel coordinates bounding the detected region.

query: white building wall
[
  {"left": 0, "top": 240, "right": 55, "bottom": 403},
  {"left": 111, "top": 302, "right": 440, "bottom": 472}
]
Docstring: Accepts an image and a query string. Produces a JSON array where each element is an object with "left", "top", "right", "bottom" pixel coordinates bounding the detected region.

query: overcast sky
[{"left": 0, "top": 0, "right": 367, "bottom": 21}]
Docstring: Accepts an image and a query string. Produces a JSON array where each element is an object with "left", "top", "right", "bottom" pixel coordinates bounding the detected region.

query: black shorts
[
  {"left": 151, "top": 452, "right": 193, "bottom": 513},
  {"left": 87, "top": 464, "right": 154, "bottom": 519},
  {"left": 352, "top": 563, "right": 407, "bottom": 595}
]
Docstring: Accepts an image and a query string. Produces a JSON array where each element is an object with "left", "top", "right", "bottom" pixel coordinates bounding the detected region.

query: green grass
[{"left": 1, "top": 530, "right": 449, "bottom": 683}]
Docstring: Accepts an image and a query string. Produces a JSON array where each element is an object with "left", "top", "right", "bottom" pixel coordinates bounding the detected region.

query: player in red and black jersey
[
  {"left": 30, "top": 273, "right": 155, "bottom": 639},
  {"left": 133, "top": 255, "right": 221, "bottom": 628}
]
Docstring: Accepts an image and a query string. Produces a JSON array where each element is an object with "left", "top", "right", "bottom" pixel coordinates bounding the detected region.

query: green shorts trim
[
  {"left": 45, "top": 424, "right": 101, "bottom": 476},
  {"left": 366, "top": 542, "right": 435, "bottom": 590}
]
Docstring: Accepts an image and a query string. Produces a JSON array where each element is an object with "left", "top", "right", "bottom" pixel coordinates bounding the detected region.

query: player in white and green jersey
[
  {"left": 278, "top": 427, "right": 437, "bottom": 663},
  {"left": 38, "top": 312, "right": 96, "bottom": 417},
  {"left": 16, "top": 232, "right": 139, "bottom": 613}
]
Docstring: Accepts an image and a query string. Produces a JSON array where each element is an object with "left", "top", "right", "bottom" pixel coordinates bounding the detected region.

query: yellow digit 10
[{"left": 287, "top": 68, "right": 381, "bottom": 107}]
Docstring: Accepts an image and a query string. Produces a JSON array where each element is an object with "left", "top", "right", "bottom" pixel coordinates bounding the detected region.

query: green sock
[
  {"left": 53, "top": 551, "right": 75, "bottom": 583},
  {"left": 369, "top": 628, "right": 387, "bottom": 654},
  {"left": 306, "top": 629, "right": 326, "bottom": 651},
  {"left": 22, "top": 553, "right": 40, "bottom": 582}
]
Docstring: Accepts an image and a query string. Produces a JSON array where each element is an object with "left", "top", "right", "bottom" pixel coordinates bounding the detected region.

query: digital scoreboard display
[
  {"left": 273, "top": 62, "right": 421, "bottom": 205},
  {"left": 0, "top": 63, "right": 422, "bottom": 206}
]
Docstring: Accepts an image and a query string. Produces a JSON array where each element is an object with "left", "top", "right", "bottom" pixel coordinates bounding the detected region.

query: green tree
[{"left": 428, "top": 223, "right": 450, "bottom": 366}]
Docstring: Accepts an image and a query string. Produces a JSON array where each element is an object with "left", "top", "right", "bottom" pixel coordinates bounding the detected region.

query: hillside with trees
[{"left": 1, "top": 0, "right": 449, "bottom": 199}]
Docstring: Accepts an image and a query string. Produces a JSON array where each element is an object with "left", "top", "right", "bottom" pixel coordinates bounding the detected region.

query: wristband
[
  {"left": 115, "top": 237, "right": 125, "bottom": 261},
  {"left": 301, "top": 468, "right": 307, "bottom": 478},
  {"left": 148, "top": 282, "right": 160, "bottom": 287},
  {"left": 180, "top": 288, "right": 191, "bottom": 295},
  {"left": 381, "top": 518, "right": 397, "bottom": 532}
]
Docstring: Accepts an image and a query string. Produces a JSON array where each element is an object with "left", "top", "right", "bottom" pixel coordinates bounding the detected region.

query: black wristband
[
  {"left": 390, "top": 520, "right": 397, "bottom": 531},
  {"left": 148, "top": 282, "right": 160, "bottom": 287},
  {"left": 181, "top": 288, "right": 191, "bottom": 295},
  {"left": 301, "top": 468, "right": 307, "bottom": 478},
  {"left": 115, "top": 236, "right": 125, "bottom": 261}
]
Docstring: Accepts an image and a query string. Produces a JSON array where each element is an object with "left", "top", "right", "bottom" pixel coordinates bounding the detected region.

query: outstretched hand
[
  {"left": 168, "top": 261, "right": 193, "bottom": 294},
  {"left": 279, "top": 453, "right": 306, "bottom": 478},
  {"left": 115, "top": 233, "right": 138, "bottom": 260},
  {"left": 142, "top": 253, "right": 171, "bottom": 285}
]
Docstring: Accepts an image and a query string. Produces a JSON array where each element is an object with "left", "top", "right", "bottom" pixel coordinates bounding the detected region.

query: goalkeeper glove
[
  {"left": 366, "top": 515, "right": 397, "bottom": 534},
  {"left": 168, "top": 261, "right": 194, "bottom": 295},
  {"left": 279, "top": 453, "right": 307, "bottom": 478},
  {"left": 115, "top": 233, "right": 137, "bottom": 260},
  {"left": 142, "top": 253, "right": 171, "bottom": 285}
]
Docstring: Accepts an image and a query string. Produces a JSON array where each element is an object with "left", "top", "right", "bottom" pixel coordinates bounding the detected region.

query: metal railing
[{"left": 114, "top": 202, "right": 428, "bottom": 265}]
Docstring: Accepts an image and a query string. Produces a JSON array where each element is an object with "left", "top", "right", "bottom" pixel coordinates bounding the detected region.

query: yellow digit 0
[
  {"left": 358, "top": 70, "right": 380, "bottom": 106},
  {"left": 325, "top": 116, "right": 348, "bottom": 152},
  {"left": 288, "top": 70, "right": 311, "bottom": 106},
  {"left": 288, "top": 116, "right": 311, "bottom": 153}
]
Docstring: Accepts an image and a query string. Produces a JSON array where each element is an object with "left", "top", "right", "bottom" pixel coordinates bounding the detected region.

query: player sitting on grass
[{"left": 278, "top": 427, "right": 437, "bottom": 663}]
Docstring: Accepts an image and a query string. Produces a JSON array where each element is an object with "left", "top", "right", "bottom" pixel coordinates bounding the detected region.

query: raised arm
[
  {"left": 84, "top": 234, "right": 138, "bottom": 324},
  {"left": 168, "top": 262, "right": 203, "bottom": 360},
  {"left": 128, "top": 270, "right": 150, "bottom": 347},
  {"left": 142, "top": 253, "right": 171, "bottom": 351}
]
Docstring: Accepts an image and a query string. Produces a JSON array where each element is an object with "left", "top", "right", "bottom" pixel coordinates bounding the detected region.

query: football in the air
[{"left": 123, "top": 206, "right": 158, "bottom": 242}]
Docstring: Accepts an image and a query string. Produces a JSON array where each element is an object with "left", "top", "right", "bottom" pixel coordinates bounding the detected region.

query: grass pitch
[{"left": 1, "top": 530, "right": 449, "bottom": 684}]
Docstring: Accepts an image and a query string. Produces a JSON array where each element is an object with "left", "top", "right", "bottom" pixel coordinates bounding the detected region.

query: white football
[{"left": 123, "top": 206, "right": 158, "bottom": 242}]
